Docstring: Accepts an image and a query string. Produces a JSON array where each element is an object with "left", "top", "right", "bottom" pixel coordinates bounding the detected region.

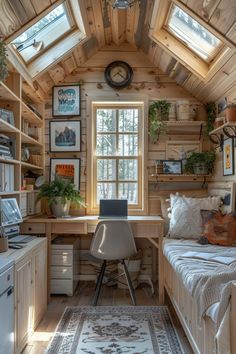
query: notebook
[{"left": 99, "top": 199, "right": 128, "bottom": 219}]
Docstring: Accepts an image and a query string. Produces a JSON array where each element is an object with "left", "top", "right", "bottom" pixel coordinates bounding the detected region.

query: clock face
[{"left": 105, "top": 61, "right": 133, "bottom": 89}]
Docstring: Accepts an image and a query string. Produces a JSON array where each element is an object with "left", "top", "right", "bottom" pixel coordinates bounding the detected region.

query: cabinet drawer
[
  {"left": 20, "top": 223, "right": 45, "bottom": 234},
  {"left": 51, "top": 266, "right": 73, "bottom": 279},
  {"left": 50, "top": 279, "right": 74, "bottom": 295},
  {"left": 51, "top": 253, "right": 73, "bottom": 266},
  {"left": 52, "top": 223, "right": 86, "bottom": 234}
]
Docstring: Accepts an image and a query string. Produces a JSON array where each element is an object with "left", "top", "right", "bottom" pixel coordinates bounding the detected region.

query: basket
[{"left": 176, "top": 100, "right": 190, "bottom": 121}]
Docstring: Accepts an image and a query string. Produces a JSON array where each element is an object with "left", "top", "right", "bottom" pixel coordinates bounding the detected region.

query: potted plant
[
  {"left": 184, "top": 150, "right": 216, "bottom": 175},
  {"left": 0, "top": 40, "right": 8, "bottom": 82},
  {"left": 36, "top": 178, "right": 85, "bottom": 217},
  {"left": 149, "top": 100, "right": 171, "bottom": 143},
  {"left": 205, "top": 102, "right": 217, "bottom": 134}
]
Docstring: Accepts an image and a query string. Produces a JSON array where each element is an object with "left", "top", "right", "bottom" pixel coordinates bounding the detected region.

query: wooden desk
[{"left": 21, "top": 216, "right": 165, "bottom": 304}]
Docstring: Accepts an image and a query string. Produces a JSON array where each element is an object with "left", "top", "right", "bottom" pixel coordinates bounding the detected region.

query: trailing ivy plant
[
  {"left": 0, "top": 40, "right": 8, "bottom": 82},
  {"left": 149, "top": 100, "right": 171, "bottom": 143},
  {"left": 205, "top": 102, "right": 217, "bottom": 134}
]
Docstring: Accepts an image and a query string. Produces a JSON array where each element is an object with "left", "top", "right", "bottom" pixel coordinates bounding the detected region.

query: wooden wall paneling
[
  {"left": 18, "top": 0, "right": 37, "bottom": 19},
  {"left": 186, "top": 0, "right": 221, "bottom": 22},
  {"left": 126, "top": 4, "right": 137, "bottom": 44},
  {"left": 110, "top": 9, "right": 126, "bottom": 46},
  {"left": 30, "top": 0, "right": 51, "bottom": 15},
  {"left": 91, "top": 0, "right": 105, "bottom": 48},
  {"left": 48, "top": 65, "right": 66, "bottom": 85},
  {"left": 227, "top": 22, "right": 236, "bottom": 44},
  {"left": 209, "top": 0, "right": 236, "bottom": 35},
  {"left": 73, "top": 45, "right": 87, "bottom": 67},
  {"left": 8, "top": 0, "right": 31, "bottom": 25},
  {"left": 37, "top": 73, "right": 55, "bottom": 94},
  {"left": 61, "top": 55, "right": 77, "bottom": 76},
  {"left": 100, "top": 0, "right": 112, "bottom": 45},
  {"left": 0, "top": 0, "right": 21, "bottom": 37}
]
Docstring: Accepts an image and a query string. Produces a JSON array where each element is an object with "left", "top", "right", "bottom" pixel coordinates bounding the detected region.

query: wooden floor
[{"left": 22, "top": 282, "right": 194, "bottom": 354}]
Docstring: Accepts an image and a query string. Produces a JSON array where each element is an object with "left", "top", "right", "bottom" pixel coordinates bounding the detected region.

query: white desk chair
[{"left": 90, "top": 220, "right": 137, "bottom": 306}]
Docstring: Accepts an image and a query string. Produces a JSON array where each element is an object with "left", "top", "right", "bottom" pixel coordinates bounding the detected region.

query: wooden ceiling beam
[{"left": 110, "top": 9, "right": 126, "bottom": 46}]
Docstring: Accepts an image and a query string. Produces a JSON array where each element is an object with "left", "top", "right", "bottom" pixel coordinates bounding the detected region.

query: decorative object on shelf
[
  {"left": 184, "top": 150, "right": 216, "bottom": 175},
  {"left": 35, "top": 175, "right": 45, "bottom": 188},
  {"left": 168, "top": 102, "right": 176, "bottom": 121},
  {"left": 166, "top": 141, "right": 201, "bottom": 160},
  {"left": 36, "top": 178, "right": 85, "bottom": 218},
  {"left": 0, "top": 108, "right": 15, "bottom": 126},
  {"left": 162, "top": 160, "right": 182, "bottom": 174},
  {"left": 176, "top": 100, "right": 190, "bottom": 121},
  {"left": 0, "top": 134, "right": 14, "bottom": 159},
  {"left": 223, "top": 138, "right": 234, "bottom": 176},
  {"left": 217, "top": 97, "right": 227, "bottom": 114},
  {"left": 0, "top": 40, "right": 8, "bottom": 82},
  {"left": 148, "top": 100, "right": 171, "bottom": 143},
  {"left": 225, "top": 104, "right": 236, "bottom": 122},
  {"left": 104, "top": 61, "right": 133, "bottom": 89},
  {"left": 50, "top": 158, "right": 81, "bottom": 190},
  {"left": 155, "top": 160, "right": 163, "bottom": 174},
  {"left": 110, "top": 0, "right": 139, "bottom": 9},
  {"left": 28, "top": 154, "right": 42, "bottom": 166},
  {"left": 49, "top": 120, "right": 81, "bottom": 152},
  {"left": 52, "top": 85, "right": 81, "bottom": 117},
  {"left": 21, "top": 147, "right": 30, "bottom": 162},
  {"left": 205, "top": 102, "right": 217, "bottom": 135}
]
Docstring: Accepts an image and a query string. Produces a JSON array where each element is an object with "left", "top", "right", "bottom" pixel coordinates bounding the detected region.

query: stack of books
[
  {"left": 0, "top": 134, "right": 13, "bottom": 159},
  {"left": 0, "top": 163, "right": 14, "bottom": 191}
]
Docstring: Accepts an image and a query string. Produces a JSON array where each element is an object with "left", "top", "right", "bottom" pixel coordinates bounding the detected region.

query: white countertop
[{"left": 0, "top": 257, "right": 14, "bottom": 274}]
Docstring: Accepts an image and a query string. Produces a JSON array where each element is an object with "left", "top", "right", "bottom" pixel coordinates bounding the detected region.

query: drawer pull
[{"left": 28, "top": 227, "right": 32, "bottom": 231}]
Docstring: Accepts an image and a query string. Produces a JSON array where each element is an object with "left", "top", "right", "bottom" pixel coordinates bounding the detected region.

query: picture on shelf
[
  {"left": 223, "top": 138, "right": 234, "bottom": 176},
  {"left": 0, "top": 108, "right": 15, "bottom": 126},
  {"left": 49, "top": 120, "right": 81, "bottom": 152},
  {"left": 52, "top": 85, "right": 81, "bottom": 117},
  {"left": 162, "top": 160, "right": 182, "bottom": 174},
  {"left": 50, "top": 158, "right": 81, "bottom": 189}
]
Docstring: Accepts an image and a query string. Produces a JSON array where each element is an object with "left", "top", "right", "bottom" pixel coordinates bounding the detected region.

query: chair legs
[
  {"left": 122, "top": 259, "right": 137, "bottom": 306},
  {"left": 93, "top": 260, "right": 106, "bottom": 306}
]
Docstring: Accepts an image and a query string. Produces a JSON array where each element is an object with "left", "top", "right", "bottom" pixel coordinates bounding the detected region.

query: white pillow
[{"left": 169, "top": 195, "right": 222, "bottom": 239}]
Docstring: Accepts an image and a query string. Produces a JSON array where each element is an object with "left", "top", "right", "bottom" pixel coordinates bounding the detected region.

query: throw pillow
[
  {"left": 200, "top": 210, "right": 236, "bottom": 246},
  {"left": 169, "top": 195, "right": 222, "bottom": 239}
]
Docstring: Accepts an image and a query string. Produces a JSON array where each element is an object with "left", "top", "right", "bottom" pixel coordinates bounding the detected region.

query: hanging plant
[
  {"left": 149, "top": 100, "right": 171, "bottom": 143},
  {"left": 0, "top": 40, "right": 8, "bottom": 82},
  {"left": 205, "top": 102, "right": 216, "bottom": 134}
]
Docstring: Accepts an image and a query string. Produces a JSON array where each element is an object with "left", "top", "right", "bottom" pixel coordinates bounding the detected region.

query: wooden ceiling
[{"left": 1, "top": 0, "right": 236, "bottom": 104}]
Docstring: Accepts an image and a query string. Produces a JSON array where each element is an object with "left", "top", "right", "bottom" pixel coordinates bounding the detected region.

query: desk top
[{"left": 24, "top": 215, "right": 164, "bottom": 224}]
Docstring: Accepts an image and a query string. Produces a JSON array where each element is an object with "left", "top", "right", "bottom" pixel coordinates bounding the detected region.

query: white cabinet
[
  {"left": 15, "top": 256, "right": 34, "bottom": 354},
  {"left": 14, "top": 239, "right": 47, "bottom": 354},
  {"left": 50, "top": 238, "right": 79, "bottom": 296}
]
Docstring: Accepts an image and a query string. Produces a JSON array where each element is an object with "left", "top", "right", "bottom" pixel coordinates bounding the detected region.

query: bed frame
[{"left": 163, "top": 182, "right": 236, "bottom": 354}]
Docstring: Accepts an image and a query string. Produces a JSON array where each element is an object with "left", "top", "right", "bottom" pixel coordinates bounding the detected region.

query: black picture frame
[
  {"left": 50, "top": 158, "right": 81, "bottom": 190},
  {"left": 49, "top": 120, "right": 81, "bottom": 152},
  {"left": 52, "top": 85, "right": 81, "bottom": 117},
  {"left": 162, "top": 160, "right": 182, "bottom": 174},
  {"left": 223, "top": 138, "right": 235, "bottom": 176}
]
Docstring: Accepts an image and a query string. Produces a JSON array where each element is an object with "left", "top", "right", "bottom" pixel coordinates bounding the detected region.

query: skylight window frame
[
  {"left": 9, "top": 2, "right": 76, "bottom": 65},
  {"left": 149, "top": 0, "right": 235, "bottom": 81}
]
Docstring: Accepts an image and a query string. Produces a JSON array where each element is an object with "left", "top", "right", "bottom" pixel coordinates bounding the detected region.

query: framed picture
[
  {"left": 52, "top": 85, "right": 81, "bottom": 117},
  {"left": 49, "top": 120, "right": 81, "bottom": 152},
  {"left": 50, "top": 158, "right": 81, "bottom": 189},
  {"left": 223, "top": 138, "right": 234, "bottom": 176},
  {"left": 162, "top": 160, "right": 182, "bottom": 174}
]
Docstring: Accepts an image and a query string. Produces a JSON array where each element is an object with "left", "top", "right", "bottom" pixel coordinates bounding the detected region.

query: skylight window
[
  {"left": 167, "top": 5, "right": 223, "bottom": 62},
  {"left": 11, "top": 3, "right": 73, "bottom": 63}
]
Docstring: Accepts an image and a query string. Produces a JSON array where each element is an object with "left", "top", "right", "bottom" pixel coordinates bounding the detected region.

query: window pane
[
  {"left": 97, "top": 109, "right": 116, "bottom": 132},
  {"left": 119, "top": 109, "right": 138, "bottom": 132},
  {"left": 97, "top": 159, "right": 116, "bottom": 181},
  {"left": 96, "top": 135, "right": 116, "bottom": 156},
  {"left": 119, "top": 159, "right": 137, "bottom": 180},
  {"left": 167, "top": 5, "right": 222, "bottom": 62},
  {"left": 118, "top": 134, "right": 138, "bottom": 156},
  {"left": 119, "top": 183, "right": 138, "bottom": 204},
  {"left": 97, "top": 183, "right": 116, "bottom": 201},
  {"left": 11, "top": 4, "right": 72, "bottom": 62}
]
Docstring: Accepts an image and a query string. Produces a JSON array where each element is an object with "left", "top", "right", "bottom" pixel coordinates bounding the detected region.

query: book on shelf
[{"left": 0, "top": 163, "right": 14, "bottom": 191}]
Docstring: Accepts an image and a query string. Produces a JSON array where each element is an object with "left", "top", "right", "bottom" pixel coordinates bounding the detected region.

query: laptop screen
[{"left": 99, "top": 199, "right": 128, "bottom": 218}]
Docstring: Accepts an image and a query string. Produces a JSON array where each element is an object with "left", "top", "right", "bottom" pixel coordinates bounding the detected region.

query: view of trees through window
[{"left": 95, "top": 108, "right": 140, "bottom": 204}]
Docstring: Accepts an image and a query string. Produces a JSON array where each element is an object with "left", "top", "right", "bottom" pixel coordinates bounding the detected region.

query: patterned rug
[{"left": 45, "top": 306, "right": 183, "bottom": 354}]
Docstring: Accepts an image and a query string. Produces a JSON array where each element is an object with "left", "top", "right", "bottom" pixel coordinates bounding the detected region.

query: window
[
  {"left": 166, "top": 4, "right": 223, "bottom": 62},
  {"left": 89, "top": 103, "right": 145, "bottom": 212},
  {"left": 11, "top": 3, "right": 74, "bottom": 63}
]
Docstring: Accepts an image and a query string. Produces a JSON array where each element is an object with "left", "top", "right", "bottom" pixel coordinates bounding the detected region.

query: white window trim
[
  {"left": 149, "top": 0, "right": 235, "bottom": 81},
  {"left": 86, "top": 96, "right": 148, "bottom": 216}
]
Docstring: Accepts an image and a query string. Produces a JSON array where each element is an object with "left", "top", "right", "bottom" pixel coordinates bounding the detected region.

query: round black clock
[{"left": 104, "top": 61, "right": 133, "bottom": 89}]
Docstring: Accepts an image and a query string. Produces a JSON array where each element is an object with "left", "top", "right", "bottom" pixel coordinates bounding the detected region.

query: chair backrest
[{"left": 90, "top": 220, "right": 137, "bottom": 260}]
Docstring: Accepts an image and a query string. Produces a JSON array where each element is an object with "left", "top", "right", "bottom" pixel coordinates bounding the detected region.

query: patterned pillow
[
  {"left": 169, "top": 195, "right": 222, "bottom": 239},
  {"left": 200, "top": 210, "right": 236, "bottom": 246}
]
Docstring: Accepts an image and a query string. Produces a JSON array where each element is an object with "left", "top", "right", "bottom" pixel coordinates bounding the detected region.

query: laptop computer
[{"left": 99, "top": 199, "right": 128, "bottom": 219}]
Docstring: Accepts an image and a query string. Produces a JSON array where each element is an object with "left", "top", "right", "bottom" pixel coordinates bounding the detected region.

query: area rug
[{"left": 45, "top": 306, "right": 183, "bottom": 354}]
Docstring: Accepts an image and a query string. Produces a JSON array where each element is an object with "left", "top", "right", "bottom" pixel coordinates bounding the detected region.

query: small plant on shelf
[
  {"left": 0, "top": 39, "right": 8, "bottom": 82},
  {"left": 149, "top": 100, "right": 171, "bottom": 143},
  {"left": 36, "top": 178, "right": 85, "bottom": 217},
  {"left": 184, "top": 150, "right": 216, "bottom": 175}
]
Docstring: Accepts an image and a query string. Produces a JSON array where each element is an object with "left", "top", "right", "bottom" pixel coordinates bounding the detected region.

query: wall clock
[{"left": 104, "top": 61, "right": 133, "bottom": 89}]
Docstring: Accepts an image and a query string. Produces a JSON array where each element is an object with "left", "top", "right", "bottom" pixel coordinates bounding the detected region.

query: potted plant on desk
[{"left": 36, "top": 178, "right": 85, "bottom": 217}]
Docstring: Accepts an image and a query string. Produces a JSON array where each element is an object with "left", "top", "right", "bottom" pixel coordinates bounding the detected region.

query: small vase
[
  {"left": 51, "top": 197, "right": 71, "bottom": 217},
  {"left": 193, "top": 163, "right": 208, "bottom": 175}
]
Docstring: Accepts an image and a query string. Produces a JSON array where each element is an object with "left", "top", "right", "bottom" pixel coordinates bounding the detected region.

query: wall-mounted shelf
[
  {"left": 0, "top": 81, "right": 20, "bottom": 101},
  {"left": 21, "top": 101, "right": 43, "bottom": 125},
  {"left": 149, "top": 174, "right": 211, "bottom": 183},
  {"left": 209, "top": 122, "right": 236, "bottom": 149},
  {"left": 21, "top": 132, "right": 43, "bottom": 146},
  {"left": 0, "top": 118, "right": 20, "bottom": 134},
  {"left": 21, "top": 161, "right": 44, "bottom": 170},
  {"left": 166, "top": 121, "right": 205, "bottom": 138}
]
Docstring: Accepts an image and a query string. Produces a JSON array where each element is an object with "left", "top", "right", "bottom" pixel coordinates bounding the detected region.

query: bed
[{"left": 162, "top": 182, "right": 236, "bottom": 354}]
